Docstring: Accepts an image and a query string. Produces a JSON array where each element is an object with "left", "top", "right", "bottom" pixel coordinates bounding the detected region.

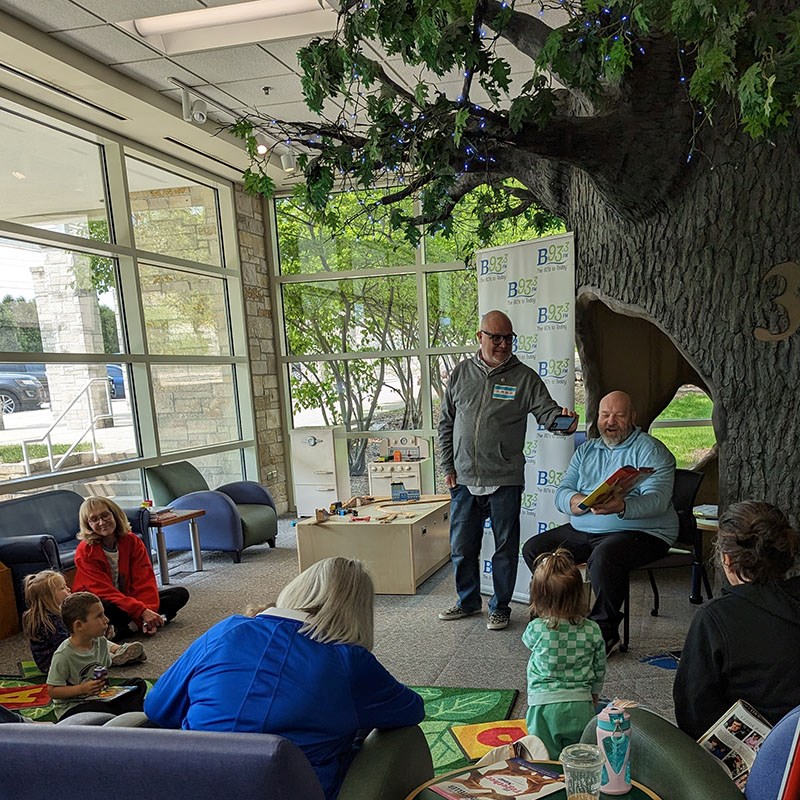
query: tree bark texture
[{"left": 551, "top": 116, "right": 800, "bottom": 519}]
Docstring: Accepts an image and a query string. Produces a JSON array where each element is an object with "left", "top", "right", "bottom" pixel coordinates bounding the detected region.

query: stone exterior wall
[{"left": 234, "top": 188, "right": 287, "bottom": 513}]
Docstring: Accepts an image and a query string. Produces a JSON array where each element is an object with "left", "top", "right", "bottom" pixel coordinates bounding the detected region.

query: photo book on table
[
  {"left": 429, "top": 758, "right": 565, "bottom": 800},
  {"left": 578, "top": 465, "right": 655, "bottom": 510}
]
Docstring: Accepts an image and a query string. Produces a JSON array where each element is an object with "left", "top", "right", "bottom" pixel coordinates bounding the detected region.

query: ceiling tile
[
  {"left": 51, "top": 25, "right": 164, "bottom": 65},
  {"left": 257, "top": 37, "right": 314, "bottom": 72},
  {"left": 197, "top": 73, "right": 303, "bottom": 109},
  {"left": 71, "top": 0, "right": 203, "bottom": 24},
  {"left": 173, "top": 44, "right": 293, "bottom": 83},
  {"left": 236, "top": 99, "right": 339, "bottom": 125},
  {"left": 0, "top": 0, "right": 103, "bottom": 32}
]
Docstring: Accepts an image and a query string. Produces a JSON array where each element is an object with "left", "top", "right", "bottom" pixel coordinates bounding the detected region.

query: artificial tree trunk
[{"left": 563, "top": 119, "right": 800, "bottom": 519}]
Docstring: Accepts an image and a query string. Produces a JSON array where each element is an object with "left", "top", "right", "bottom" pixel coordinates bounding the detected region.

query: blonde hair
[
  {"left": 78, "top": 497, "right": 131, "bottom": 545},
  {"left": 22, "top": 570, "right": 66, "bottom": 640},
  {"left": 528, "top": 548, "right": 586, "bottom": 629},
  {"left": 275, "top": 557, "right": 375, "bottom": 650}
]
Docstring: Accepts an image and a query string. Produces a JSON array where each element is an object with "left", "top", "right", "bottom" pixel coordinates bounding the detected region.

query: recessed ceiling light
[{"left": 11, "top": 171, "right": 26, "bottom": 180}]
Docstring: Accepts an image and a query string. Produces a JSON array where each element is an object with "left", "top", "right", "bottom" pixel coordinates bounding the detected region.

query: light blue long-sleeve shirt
[{"left": 554, "top": 428, "right": 678, "bottom": 545}]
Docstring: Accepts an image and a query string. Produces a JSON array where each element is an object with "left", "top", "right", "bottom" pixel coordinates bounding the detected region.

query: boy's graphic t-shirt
[{"left": 46, "top": 637, "right": 113, "bottom": 717}]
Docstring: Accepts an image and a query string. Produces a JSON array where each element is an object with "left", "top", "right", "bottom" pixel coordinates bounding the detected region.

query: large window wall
[
  {"left": 0, "top": 98, "right": 255, "bottom": 504},
  {"left": 273, "top": 193, "right": 512, "bottom": 494}
]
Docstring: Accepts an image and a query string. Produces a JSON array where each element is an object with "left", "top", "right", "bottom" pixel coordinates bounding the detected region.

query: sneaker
[
  {"left": 438, "top": 604, "right": 480, "bottom": 621},
  {"left": 111, "top": 641, "right": 147, "bottom": 666},
  {"left": 486, "top": 612, "right": 510, "bottom": 631},
  {"left": 605, "top": 636, "right": 622, "bottom": 657}
]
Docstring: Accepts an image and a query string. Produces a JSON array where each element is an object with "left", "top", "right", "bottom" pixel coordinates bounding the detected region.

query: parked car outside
[
  {"left": 106, "top": 363, "right": 126, "bottom": 399},
  {"left": 0, "top": 372, "right": 45, "bottom": 413},
  {"left": 0, "top": 363, "right": 126, "bottom": 402}
]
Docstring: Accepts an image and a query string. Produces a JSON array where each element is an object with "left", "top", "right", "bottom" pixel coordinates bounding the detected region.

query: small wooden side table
[
  {"left": 148, "top": 509, "right": 206, "bottom": 585},
  {"left": 0, "top": 561, "right": 21, "bottom": 639}
]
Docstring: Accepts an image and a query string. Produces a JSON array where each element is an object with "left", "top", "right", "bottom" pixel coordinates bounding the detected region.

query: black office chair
[{"left": 620, "top": 468, "right": 712, "bottom": 652}]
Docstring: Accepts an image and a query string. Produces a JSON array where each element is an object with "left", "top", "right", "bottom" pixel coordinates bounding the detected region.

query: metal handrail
[{"left": 21, "top": 378, "right": 113, "bottom": 475}]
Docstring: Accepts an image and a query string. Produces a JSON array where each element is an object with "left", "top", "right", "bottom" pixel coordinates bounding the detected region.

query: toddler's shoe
[{"left": 111, "top": 641, "right": 147, "bottom": 666}]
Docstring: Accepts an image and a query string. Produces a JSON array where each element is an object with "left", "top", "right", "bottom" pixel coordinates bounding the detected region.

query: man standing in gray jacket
[{"left": 438, "top": 310, "right": 577, "bottom": 630}]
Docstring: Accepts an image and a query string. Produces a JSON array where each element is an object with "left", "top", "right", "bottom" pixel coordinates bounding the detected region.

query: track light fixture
[
  {"left": 180, "top": 89, "right": 208, "bottom": 124},
  {"left": 281, "top": 151, "right": 297, "bottom": 173}
]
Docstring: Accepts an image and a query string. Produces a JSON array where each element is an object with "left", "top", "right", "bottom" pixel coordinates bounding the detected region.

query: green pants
[{"left": 526, "top": 700, "right": 596, "bottom": 760}]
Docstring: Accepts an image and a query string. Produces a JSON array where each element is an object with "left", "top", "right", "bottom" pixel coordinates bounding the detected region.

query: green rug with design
[
  {"left": 1, "top": 663, "right": 154, "bottom": 722},
  {"left": 410, "top": 685, "right": 518, "bottom": 774},
  {"left": 3, "top": 667, "right": 514, "bottom": 774}
]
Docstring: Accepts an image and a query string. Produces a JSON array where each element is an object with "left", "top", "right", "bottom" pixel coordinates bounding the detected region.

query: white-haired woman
[
  {"left": 73, "top": 497, "right": 189, "bottom": 638},
  {"left": 145, "top": 557, "right": 424, "bottom": 800}
]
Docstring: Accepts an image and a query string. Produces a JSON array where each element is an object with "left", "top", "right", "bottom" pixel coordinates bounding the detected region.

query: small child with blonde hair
[
  {"left": 523, "top": 548, "right": 606, "bottom": 758},
  {"left": 23, "top": 570, "right": 142, "bottom": 675}
]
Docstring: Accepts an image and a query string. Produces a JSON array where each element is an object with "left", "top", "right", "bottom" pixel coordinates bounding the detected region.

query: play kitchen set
[{"left": 367, "top": 435, "right": 434, "bottom": 500}]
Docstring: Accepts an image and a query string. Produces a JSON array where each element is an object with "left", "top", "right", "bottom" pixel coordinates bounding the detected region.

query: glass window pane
[
  {"left": 0, "top": 108, "right": 110, "bottom": 240},
  {"left": 426, "top": 271, "right": 478, "bottom": 347},
  {"left": 0, "top": 237, "right": 122, "bottom": 355},
  {"left": 183, "top": 450, "right": 245, "bottom": 488},
  {"left": 139, "top": 264, "right": 231, "bottom": 356},
  {"left": 8, "top": 469, "right": 145, "bottom": 505},
  {"left": 153, "top": 364, "right": 239, "bottom": 453},
  {"left": 0, "top": 362, "right": 138, "bottom": 482},
  {"left": 275, "top": 193, "right": 416, "bottom": 275},
  {"left": 126, "top": 157, "right": 222, "bottom": 267},
  {"left": 290, "top": 357, "right": 422, "bottom": 432},
  {"left": 283, "top": 276, "right": 419, "bottom": 356}
]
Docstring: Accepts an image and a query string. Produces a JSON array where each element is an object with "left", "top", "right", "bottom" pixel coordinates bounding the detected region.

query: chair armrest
[
  {"left": 57, "top": 712, "right": 116, "bottom": 726},
  {"left": 0, "top": 535, "right": 60, "bottom": 568},
  {"left": 123, "top": 507, "right": 151, "bottom": 536},
  {"left": 101, "top": 712, "right": 159, "bottom": 728},
  {"left": 338, "top": 726, "right": 434, "bottom": 800},
  {"left": 216, "top": 481, "right": 277, "bottom": 512}
]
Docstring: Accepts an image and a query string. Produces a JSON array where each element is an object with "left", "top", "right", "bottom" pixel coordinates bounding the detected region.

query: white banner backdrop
[{"left": 475, "top": 232, "right": 576, "bottom": 604}]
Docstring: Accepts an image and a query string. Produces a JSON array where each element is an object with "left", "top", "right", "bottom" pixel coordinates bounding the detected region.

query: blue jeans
[{"left": 448, "top": 484, "right": 523, "bottom": 616}]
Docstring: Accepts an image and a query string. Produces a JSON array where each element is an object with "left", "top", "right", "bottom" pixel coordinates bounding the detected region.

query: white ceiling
[{"left": 0, "top": 0, "right": 563, "bottom": 194}]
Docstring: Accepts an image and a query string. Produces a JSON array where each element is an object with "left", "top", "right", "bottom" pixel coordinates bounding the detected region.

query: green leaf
[
  {"left": 453, "top": 107, "right": 469, "bottom": 147},
  {"left": 242, "top": 168, "right": 275, "bottom": 198}
]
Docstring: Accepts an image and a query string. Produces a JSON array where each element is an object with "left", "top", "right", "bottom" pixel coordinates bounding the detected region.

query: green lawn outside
[{"left": 0, "top": 443, "right": 90, "bottom": 463}]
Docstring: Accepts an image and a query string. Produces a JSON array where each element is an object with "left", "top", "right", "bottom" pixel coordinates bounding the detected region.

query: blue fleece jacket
[
  {"left": 554, "top": 428, "right": 678, "bottom": 545},
  {"left": 144, "top": 609, "right": 424, "bottom": 800}
]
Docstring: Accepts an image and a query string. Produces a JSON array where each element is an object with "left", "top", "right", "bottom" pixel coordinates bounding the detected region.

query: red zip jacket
[{"left": 73, "top": 533, "right": 159, "bottom": 625}]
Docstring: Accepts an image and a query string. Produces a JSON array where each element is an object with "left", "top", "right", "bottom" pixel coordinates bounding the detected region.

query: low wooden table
[
  {"left": 148, "top": 509, "right": 206, "bottom": 585},
  {"left": 296, "top": 498, "right": 451, "bottom": 594},
  {"left": 404, "top": 761, "right": 662, "bottom": 799}
]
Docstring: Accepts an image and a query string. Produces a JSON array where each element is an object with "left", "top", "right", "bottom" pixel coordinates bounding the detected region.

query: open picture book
[
  {"left": 429, "top": 758, "right": 565, "bottom": 800},
  {"left": 697, "top": 700, "right": 772, "bottom": 791},
  {"left": 578, "top": 465, "right": 655, "bottom": 510}
]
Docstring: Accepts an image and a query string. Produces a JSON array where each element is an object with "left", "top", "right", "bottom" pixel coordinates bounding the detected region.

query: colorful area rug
[
  {"left": 450, "top": 718, "right": 528, "bottom": 760},
  {"left": 0, "top": 674, "right": 154, "bottom": 721},
  {"left": 409, "top": 686, "right": 518, "bottom": 774}
]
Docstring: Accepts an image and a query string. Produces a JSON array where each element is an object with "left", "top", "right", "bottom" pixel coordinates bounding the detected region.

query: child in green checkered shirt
[{"left": 523, "top": 548, "right": 606, "bottom": 759}]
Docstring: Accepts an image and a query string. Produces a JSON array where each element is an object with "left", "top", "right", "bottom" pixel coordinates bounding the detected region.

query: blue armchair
[
  {"left": 0, "top": 490, "right": 150, "bottom": 615},
  {"left": 145, "top": 461, "right": 277, "bottom": 563}
]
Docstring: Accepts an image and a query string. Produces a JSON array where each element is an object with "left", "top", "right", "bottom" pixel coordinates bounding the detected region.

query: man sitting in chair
[{"left": 522, "top": 391, "right": 677, "bottom": 655}]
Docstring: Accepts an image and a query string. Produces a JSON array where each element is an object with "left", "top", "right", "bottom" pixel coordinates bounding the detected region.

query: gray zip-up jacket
[{"left": 438, "top": 352, "right": 561, "bottom": 486}]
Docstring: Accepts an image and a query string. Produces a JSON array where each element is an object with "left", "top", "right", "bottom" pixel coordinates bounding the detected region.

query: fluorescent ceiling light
[
  {"left": 121, "top": 3, "right": 337, "bottom": 55},
  {"left": 133, "top": 0, "right": 324, "bottom": 37}
]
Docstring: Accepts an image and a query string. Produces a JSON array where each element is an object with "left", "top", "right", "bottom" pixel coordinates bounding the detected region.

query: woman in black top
[{"left": 673, "top": 501, "right": 800, "bottom": 739}]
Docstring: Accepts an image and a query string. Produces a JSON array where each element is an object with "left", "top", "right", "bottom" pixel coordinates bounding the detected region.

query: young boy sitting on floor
[{"left": 46, "top": 592, "right": 147, "bottom": 720}]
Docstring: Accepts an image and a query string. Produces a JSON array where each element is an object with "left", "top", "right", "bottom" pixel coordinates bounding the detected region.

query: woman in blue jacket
[{"left": 145, "top": 557, "right": 424, "bottom": 800}]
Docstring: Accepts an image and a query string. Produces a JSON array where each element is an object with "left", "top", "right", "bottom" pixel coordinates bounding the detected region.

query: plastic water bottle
[{"left": 596, "top": 705, "right": 631, "bottom": 794}]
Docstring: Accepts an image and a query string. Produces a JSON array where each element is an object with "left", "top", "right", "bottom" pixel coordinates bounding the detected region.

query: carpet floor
[{"left": 0, "top": 516, "right": 719, "bottom": 731}]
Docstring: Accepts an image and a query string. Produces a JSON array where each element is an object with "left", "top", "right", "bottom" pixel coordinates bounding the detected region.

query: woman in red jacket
[{"left": 73, "top": 497, "right": 189, "bottom": 638}]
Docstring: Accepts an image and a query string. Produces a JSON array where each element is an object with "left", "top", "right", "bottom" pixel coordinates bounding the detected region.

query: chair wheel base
[
  {"left": 619, "top": 643, "right": 628, "bottom": 653},
  {"left": 650, "top": 610, "right": 659, "bottom": 617},
  {"left": 267, "top": 537, "right": 276, "bottom": 548}
]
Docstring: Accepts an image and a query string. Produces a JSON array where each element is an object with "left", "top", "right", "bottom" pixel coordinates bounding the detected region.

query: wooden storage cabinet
[
  {"left": 296, "top": 500, "right": 451, "bottom": 594},
  {"left": 290, "top": 426, "right": 350, "bottom": 517}
]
